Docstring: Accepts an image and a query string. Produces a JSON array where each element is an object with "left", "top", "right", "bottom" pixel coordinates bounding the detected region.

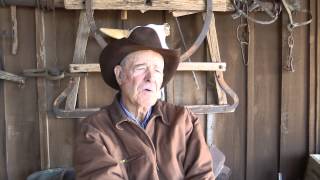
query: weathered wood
[
  {"left": 64, "top": 0, "right": 233, "bottom": 11},
  {"left": 3, "top": 7, "right": 40, "bottom": 180},
  {"left": 69, "top": 62, "right": 226, "bottom": 73},
  {"left": 172, "top": 11, "right": 199, "bottom": 17},
  {"left": 246, "top": 18, "right": 255, "bottom": 180},
  {"left": 35, "top": 8, "right": 50, "bottom": 170},
  {"left": 309, "top": 0, "right": 316, "bottom": 154},
  {"left": 280, "top": 4, "right": 309, "bottom": 179},
  {"left": 10, "top": 6, "right": 18, "bottom": 55},
  {"left": 48, "top": 9, "right": 77, "bottom": 168},
  {"left": 187, "top": 104, "right": 236, "bottom": 113},
  {"left": 316, "top": 0, "right": 320, "bottom": 153},
  {"left": 246, "top": 13, "right": 280, "bottom": 180},
  {"left": 212, "top": 13, "right": 246, "bottom": 180},
  {"left": 0, "top": 35, "right": 8, "bottom": 180},
  {"left": 65, "top": 11, "right": 90, "bottom": 110},
  {"left": 121, "top": 10, "right": 128, "bottom": 20},
  {"left": 206, "top": 12, "right": 227, "bottom": 105}
]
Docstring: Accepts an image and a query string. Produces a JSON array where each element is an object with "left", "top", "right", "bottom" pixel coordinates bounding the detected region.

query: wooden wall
[{"left": 0, "top": 1, "right": 319, "bottom": 179}]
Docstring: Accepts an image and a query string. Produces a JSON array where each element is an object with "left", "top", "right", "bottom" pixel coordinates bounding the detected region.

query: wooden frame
[{"left": 64, "top": 0, "right": 233, "bottom": 11}]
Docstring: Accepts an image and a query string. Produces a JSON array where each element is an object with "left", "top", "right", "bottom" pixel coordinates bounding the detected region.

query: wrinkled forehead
[{"left": 121, "top": 50, "right": 164, "bottom": 67}]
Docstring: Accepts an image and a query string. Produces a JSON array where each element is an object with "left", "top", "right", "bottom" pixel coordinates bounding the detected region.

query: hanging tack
[{"left": 121, "top": 10, "right": 127, "bottom": 20}]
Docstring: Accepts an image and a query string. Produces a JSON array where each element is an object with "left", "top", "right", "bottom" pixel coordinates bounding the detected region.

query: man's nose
[{"left": 145, "top": 68, "right": 156, "bottom": 81}]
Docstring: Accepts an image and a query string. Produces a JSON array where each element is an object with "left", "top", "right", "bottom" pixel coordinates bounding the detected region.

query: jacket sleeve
[
  {"left": 74, "top": 123, "right": 126, "bottom": 180},
  {"left": 183, "top": 108, "right": 215, "bottom": 180}
]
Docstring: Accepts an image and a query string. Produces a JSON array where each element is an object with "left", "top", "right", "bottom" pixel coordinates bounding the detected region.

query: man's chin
[{"left": 137, "top": 98, "right": 157, "bottom": 108}]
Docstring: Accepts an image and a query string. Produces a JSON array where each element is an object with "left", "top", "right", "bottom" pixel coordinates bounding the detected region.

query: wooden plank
[
  {"left": 280, "top": 3, "right": 309, "bottom": 179},
  {"left": 65, "top": 11, "right": 90, "bottom": 110},
  {"left": 47, "top": 9, "right": 77, "bottom": 168},
  {"left": 0, "top": 28, "right": 8, "bottom": 180},
  {"left": 64, "top": 0, "right": 233, "bottom": 11},
  {"left": 205, "top": 12, "right": 227, "bottom": 105},
  {"left": 212, "top": 13, "right": 246, "bottom": 180},
  {"left": 69, "top": 62, "right": 226, "bottom": 72},
  {"left": 35, "top": 9, "right": 50, "bottom": 170},
  {"left": 10, "top": 6, "right": 18, "bottom": 55},
  {"left": 246, "top": 13, "right": 280, "bottom": 180},
  {"left": 77, "top": 10, "right": 121, "bottom": 111},
  {"left": 2, "top": 7, "right": 40, "bottom": 179},
  {"left": 316, "top": 0, "right": 320, "bottom": 153},
  {"left": 172, "top": 11, "right": 199, "bottom": 17},
  {"left": 309, "top": 0, "right": 316, "bottom": 154},
  {"left": 246, "top": 18, "right": 255, "bottom": 180}
]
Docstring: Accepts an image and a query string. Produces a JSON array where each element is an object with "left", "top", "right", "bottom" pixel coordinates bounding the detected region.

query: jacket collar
[{"left": 107, "top": 93, "right": 170, "bottom": 129}]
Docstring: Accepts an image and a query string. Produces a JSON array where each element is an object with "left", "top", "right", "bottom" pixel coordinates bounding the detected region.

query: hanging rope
[
  {"left": 282, "top": 0, "right": 312, "bottom": 72},
  {"left": 232, "top": 0, "right": 282, "bottom": 25}
]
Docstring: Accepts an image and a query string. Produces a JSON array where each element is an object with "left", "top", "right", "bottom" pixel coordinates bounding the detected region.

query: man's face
[{"left": 114, "top": 50, "right": 164, "bottom": 109}]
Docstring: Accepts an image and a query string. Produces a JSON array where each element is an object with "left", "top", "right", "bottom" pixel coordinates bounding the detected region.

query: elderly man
[{"left": 74, "top": 25, "right": 214, "bottom": 180}]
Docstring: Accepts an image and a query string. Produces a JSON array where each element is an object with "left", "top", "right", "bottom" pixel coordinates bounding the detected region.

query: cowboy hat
[{"left": 99, "top": 24, "right": 180, "bottom": 90}]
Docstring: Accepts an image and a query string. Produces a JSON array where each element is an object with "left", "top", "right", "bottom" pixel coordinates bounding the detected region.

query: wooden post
[
  {"left": 280, "top": 1, "right": 309, "bottom": 178},
  {"left": 206, "top": 12, "right": 227, "bottom": 105},
  {"left": 65, "top": 11, "right": 90, "bottom": 110},
  {"left": 316, "top": 0, "right": 320, "bottom": 153},
  {"left": 308, "top": 0, "right": 316, "bottom": 154},
  {"left": 246, "top": 16, "right": 255, "bottom": 180},
  {"left": 10, "top": 6, "right": 18, "bottom": 55},
  {"left": 35, "top": 8, "right": 50, "bottom": 169}
]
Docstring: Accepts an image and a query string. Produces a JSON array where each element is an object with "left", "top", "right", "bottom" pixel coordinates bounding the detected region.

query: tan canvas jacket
[{"left": 74, "top": 96, "right": 214, "bottom": 180}]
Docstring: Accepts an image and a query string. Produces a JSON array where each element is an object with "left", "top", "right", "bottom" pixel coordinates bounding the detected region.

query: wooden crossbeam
[
  {"left": 69, "top": 62, "right": 226, "bottom": 73},
  {"left": 64, "top": 0, "right": 233, "bottom": 11}
]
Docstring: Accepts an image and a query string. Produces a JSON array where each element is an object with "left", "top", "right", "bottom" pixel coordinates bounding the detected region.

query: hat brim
[{"left": 99, "top": 38, "right": 180, "bottom": 90}]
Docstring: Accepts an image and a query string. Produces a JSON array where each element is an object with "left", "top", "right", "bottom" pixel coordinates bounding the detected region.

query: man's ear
[{"left": 114, "top": 65, "right": 123, "bottom": 85}]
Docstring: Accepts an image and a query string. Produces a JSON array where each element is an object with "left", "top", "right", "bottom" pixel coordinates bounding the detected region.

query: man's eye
[{"left": 135, "top": 66, "right": 146, "bottom": 71}]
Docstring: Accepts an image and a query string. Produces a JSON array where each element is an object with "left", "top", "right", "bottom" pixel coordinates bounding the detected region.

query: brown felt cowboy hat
[{"left": 99, "top": 25, "right": 180, "bottom": 90}]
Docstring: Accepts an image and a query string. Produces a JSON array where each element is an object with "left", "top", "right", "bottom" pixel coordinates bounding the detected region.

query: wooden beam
[
  {"left": 64, "top": 0, "right": 233, "bottom": 11},
  {"left": 309, "top": 0, "right": 316, "bottom": 154},
  {"left": 0, "top": 39, "right": 8, "bottom": 180},
  {"left": 10, "top": 6, "right": 18, "bottom": 55},
  {"left": 35, "top": 9, "right": 50, "bottom": 170},
  {"left": 69, "top": 62, "right": 226, "bottom": 73},
  {"left": 206, "top": 12, "right": 227, "bottom": 105},
  {"left": 178, "top": 62, "right": 225, "bottom": 71},
  {"left": 65, "top": 11, "right": 90, "bottom": 111},
  {"left": 246, "top": 16, "right": 255, "bottom": 180},
  {"left": 316, "top": 0, "right": 320, "bottom": 153},
  {"left": 280, "top": 1, "right": 309, "bottom": 178}
]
